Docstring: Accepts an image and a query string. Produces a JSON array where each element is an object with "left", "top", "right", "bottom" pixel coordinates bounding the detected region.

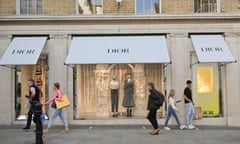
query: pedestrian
[
  {"left": 44, "top": 82, "right": 69, "bottom": 133},
  {"left": 164, "top": 89, "right": 185, "bottom": 130},
  {"left": 183, "top": 80, "right": 195, "bottom": 129},
  {"left": 147, "top": 82, "right": 161, "bottom": 135},
  {"left": 23, "top": 79, "right": 41, "bottom": 130}
]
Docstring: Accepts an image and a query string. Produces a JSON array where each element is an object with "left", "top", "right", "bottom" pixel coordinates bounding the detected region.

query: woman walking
[
  {"left": 147, "top": 82, "right": 161, "bottom": 135},
  {"left": 164, "top": 89, "right": 185, "bottom": 130},
  {"left": 44, "top": 82, "right": 69, "bottom": 133}
]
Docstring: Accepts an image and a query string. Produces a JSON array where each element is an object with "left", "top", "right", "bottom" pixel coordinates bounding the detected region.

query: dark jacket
[{"left": 147, "top": 89, "right": 161, "bottom": 110}]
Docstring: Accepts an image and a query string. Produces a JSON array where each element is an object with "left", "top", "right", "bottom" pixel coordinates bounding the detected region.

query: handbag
[
  {"left": 51, "top": 101, "right": 57, "bottom": 109},
  {"left": 55, "top": 95, "right": 70, "bottom": 109}
]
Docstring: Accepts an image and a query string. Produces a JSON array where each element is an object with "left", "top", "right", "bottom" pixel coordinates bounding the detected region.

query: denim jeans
[
  {"left": 185, "top": 103, "right": 195, "bottom": 126},
  {"left": 48, "top": 108, "right": 68, "bottom": 128},
  {"left": 164, "top": 106, "right": 181, "bottom": 127}
]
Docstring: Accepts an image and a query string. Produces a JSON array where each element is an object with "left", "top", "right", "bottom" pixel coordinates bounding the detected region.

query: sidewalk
[{"left": 0, "top": 125, "right": 239, "bottom": 144}]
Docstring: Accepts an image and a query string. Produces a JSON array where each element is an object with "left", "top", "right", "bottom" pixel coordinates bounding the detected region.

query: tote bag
[{"left": 56, "top": 95, "right": 70, "bottom": 109}]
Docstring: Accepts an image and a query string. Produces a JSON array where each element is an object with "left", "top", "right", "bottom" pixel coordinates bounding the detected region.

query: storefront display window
[
  {"left": 15, "top": 58, "right": 48, "bottom": 120},
  {"left": 73, "top": 63, "right": 164, "bottom": 119},
  {"left": 192, "top": 54, "right": 221, "bottom": 117}
]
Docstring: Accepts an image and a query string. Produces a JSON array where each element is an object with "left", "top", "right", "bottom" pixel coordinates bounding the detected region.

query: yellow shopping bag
[{"left": 55, "top": 95, "right": 70, "bottom": 109}]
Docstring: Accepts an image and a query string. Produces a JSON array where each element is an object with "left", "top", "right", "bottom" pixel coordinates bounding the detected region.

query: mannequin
[
  {"left": 110, "top": 76, "right": 119, "bottom": 117},
  {"left": 122, "top": 74, "right": 135, "bottom": 117}
]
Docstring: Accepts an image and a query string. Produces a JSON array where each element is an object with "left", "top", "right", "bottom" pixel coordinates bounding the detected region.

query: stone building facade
[{"left": 0, "top": 0, "right": 240, "bottom": 126}]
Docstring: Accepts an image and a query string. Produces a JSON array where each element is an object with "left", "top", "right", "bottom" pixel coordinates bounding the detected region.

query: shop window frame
[
  {"left": 14, "top": 55, "right": 49, "bottom": 121},
  {"left": 190, "top": 52, "right": 223, "bottom": 118}
]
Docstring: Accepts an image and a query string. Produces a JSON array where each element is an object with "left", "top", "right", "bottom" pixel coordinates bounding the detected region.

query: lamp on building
[{"left": 116, "top": 0, "right": 122, "bottom": 9}]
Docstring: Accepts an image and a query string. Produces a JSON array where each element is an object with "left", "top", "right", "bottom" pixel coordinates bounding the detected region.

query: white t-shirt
[{"left": 110, "top": 80, "right": 119, "bottom": 89}]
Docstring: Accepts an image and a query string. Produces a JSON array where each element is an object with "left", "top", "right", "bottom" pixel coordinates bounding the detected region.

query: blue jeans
[
  {"left": 185, "top": 103, "right": 195, "bottom": 126},
  {"left": 164, "top": 106, "right": 182, "bottom": 127},
  {"left": 48, "top": 108, "right": 68, "bottom": 128}
]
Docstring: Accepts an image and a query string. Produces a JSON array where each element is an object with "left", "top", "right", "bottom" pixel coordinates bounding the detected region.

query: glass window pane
[
  {"left": 136, "top": 0, "right": 159, "bottom": 14},
  {"left": 36, "top": 0, "right": 43, "bottom": 14},
  {"left": 28, "top": 0, "right": 36, "bottom": 14},
  {"left": 20, "top": 0, "right": 28, "bottom": 14},
  {"left": 78, "top": 0, "right": 102, "bottom": 14}
]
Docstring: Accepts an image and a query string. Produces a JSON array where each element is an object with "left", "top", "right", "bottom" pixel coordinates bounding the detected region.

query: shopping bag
[{"left": 56, "top": 95, "right": 70, "bottom": 109}]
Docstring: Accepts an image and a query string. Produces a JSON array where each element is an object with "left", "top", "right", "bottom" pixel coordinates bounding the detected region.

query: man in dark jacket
[
  {"left": 23, "top": 79, "right": 41, "bottom": 130},
  {"left": 147, "top": 82, "right": 161, "bottom": 135}
]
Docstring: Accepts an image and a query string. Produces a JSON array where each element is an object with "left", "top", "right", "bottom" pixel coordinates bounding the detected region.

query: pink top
[{"left": 45, "top": 89, "right": 62, "bottom": 104}]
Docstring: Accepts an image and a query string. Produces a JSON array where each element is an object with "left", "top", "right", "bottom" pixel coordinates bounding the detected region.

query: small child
[{"left": 164, "top": 89, "right": 185, "bottom": 130}]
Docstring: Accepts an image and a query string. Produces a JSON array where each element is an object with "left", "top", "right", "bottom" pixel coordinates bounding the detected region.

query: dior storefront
[{"left": 0, "top": 16, "right": 239, "bottom": 126}]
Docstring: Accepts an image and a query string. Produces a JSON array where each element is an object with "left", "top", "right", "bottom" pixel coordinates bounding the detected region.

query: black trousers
[
  {"left": 147, "top": 109, "right": 158, "bottom": 129},
  {"left": 25, "top": 102, "right": 34, "bottom": 128},
  {"left": 111, "top": 89, "right": 118, "bottom": 112}
]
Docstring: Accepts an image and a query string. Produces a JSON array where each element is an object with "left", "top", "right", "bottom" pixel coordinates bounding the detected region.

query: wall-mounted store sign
[
  {"left": 65, "top": 36, "right": 170, "bottom": 64},
  {"left": 191, "top": 35, "right": 235, "bottom": 63},
  {"left": 0, "top": 37, "right": 47, "bottom": 65}
]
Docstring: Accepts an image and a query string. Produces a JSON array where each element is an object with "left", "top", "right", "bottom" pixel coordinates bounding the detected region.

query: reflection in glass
[
  {"left": 197, "top": 66, "right": 213, "bottom": 93},
  {"left": 78, "top": 0, "right": 103, "bottom": 14},
  {"left": 136, "top": 0, "right": 160, "bottom": 14},
  {"left": 194, "top": 0, "right": 217, "bottom": 13}
]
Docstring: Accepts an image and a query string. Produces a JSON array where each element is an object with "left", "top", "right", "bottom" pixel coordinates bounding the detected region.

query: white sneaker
[
  {"left": 179, "top": 125, "right": 186, "bottom": 130},
  {"left": 187, "top": 124, "right": 195, "bottom": 129},
  {"left": 164, "top": 127, "right": 171, "bottom": 130}
]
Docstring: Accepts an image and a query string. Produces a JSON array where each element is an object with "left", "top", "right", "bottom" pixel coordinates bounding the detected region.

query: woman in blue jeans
[
  {"left": 164, "top": 89, "right": 185, "bottom": 130},
  {"left": 44, "top": 82, "right": 69, "bottom": 133}
]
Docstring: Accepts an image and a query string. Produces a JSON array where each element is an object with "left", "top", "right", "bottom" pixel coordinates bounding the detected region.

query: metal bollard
[{"left": 32, "top": 101, "right": 43, "bottom": 144}]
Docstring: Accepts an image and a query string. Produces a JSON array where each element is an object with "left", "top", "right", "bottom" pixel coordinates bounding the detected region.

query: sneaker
[
  {"left": 187, "top": 124, "right": 195, "bottom": 129},
  {"left": 179, "top": 125, "right": 186, "bottom": 130},
  {"left": 62, "top": 128, "right": 69, "bottom": 133},
  {"left": 164, "top": 127, "right": 171, "bottom": 130}
]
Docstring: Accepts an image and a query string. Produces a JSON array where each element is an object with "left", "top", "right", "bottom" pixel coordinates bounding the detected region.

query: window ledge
[{"left": 0, "top": 13, "right": 240, "bottom": 22}]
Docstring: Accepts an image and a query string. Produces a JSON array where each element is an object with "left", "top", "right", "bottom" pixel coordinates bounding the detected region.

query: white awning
[
  {"left": 191, "top": 35, "right": 235, "bottom": 63},
  {"left": 0, "top": 37, "right": 47, "bottom": 65},
  {"left": 65, "top": 36, "right": 170, "bottom": 64}
]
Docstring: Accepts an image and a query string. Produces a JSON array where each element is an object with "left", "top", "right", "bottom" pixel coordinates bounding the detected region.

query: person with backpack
[
  {"left": 23, "top": 79, "right": 41, "bottom": 130},
  {"left": 164, "top": 89, "right": 185, "bottom": 130},
  {"left": 147, "top": 82, "right": 164, "bottom": 135}
]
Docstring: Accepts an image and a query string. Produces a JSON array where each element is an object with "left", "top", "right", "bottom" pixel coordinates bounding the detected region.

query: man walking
[
  {"left": 23, "top": 79, "right": 41, "bottom": 130},
  {"left": 183, "top": 80, "right": 195, "bottom": 129}
]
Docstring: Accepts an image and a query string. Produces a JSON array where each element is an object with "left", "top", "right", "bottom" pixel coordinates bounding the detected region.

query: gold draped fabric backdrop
[{"left": 76, "top": 64, "right": 163, "bottom": 119}]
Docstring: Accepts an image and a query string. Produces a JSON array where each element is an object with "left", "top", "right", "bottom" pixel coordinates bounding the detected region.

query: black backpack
[{"left": 154, "top": 90, "right": 165, "bottom": 107}]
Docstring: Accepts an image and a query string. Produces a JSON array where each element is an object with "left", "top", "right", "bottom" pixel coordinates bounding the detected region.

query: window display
[
  {"left": 15, "top": 58, "right": 48, "bottom": 120},
  {"left": 74, "top": 63, "right": 164, "bottom": 119}
]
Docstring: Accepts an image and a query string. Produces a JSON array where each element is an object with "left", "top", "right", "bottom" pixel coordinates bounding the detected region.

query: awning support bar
[
  {"left": 219, "top": 60, "right": 237, "bottom": 67},
  {"left": 64, "top": 63, "right": 75, "bottom": 68},
  {"left": 0, "top": 65, "right": 16, "bottom": 70},
  {"left": 190, "top": 61, "right": 200, "bottom": 69},
  {"left": 163, "top": 61, "right": 172, "bottom": 68}
]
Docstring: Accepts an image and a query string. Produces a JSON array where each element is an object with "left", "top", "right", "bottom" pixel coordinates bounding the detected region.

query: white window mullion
[
  {"left": 16, "top": 0, "right": 20, "bottom": 15},
  {"left": 159, "top": 0, "right": 162, "bottom": 14},
  {"left": 216, "top": 0, "right": 220, "bottom": 13},
  {"left": 76, "top": 0, "right": 79, "bottom": 15}
]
